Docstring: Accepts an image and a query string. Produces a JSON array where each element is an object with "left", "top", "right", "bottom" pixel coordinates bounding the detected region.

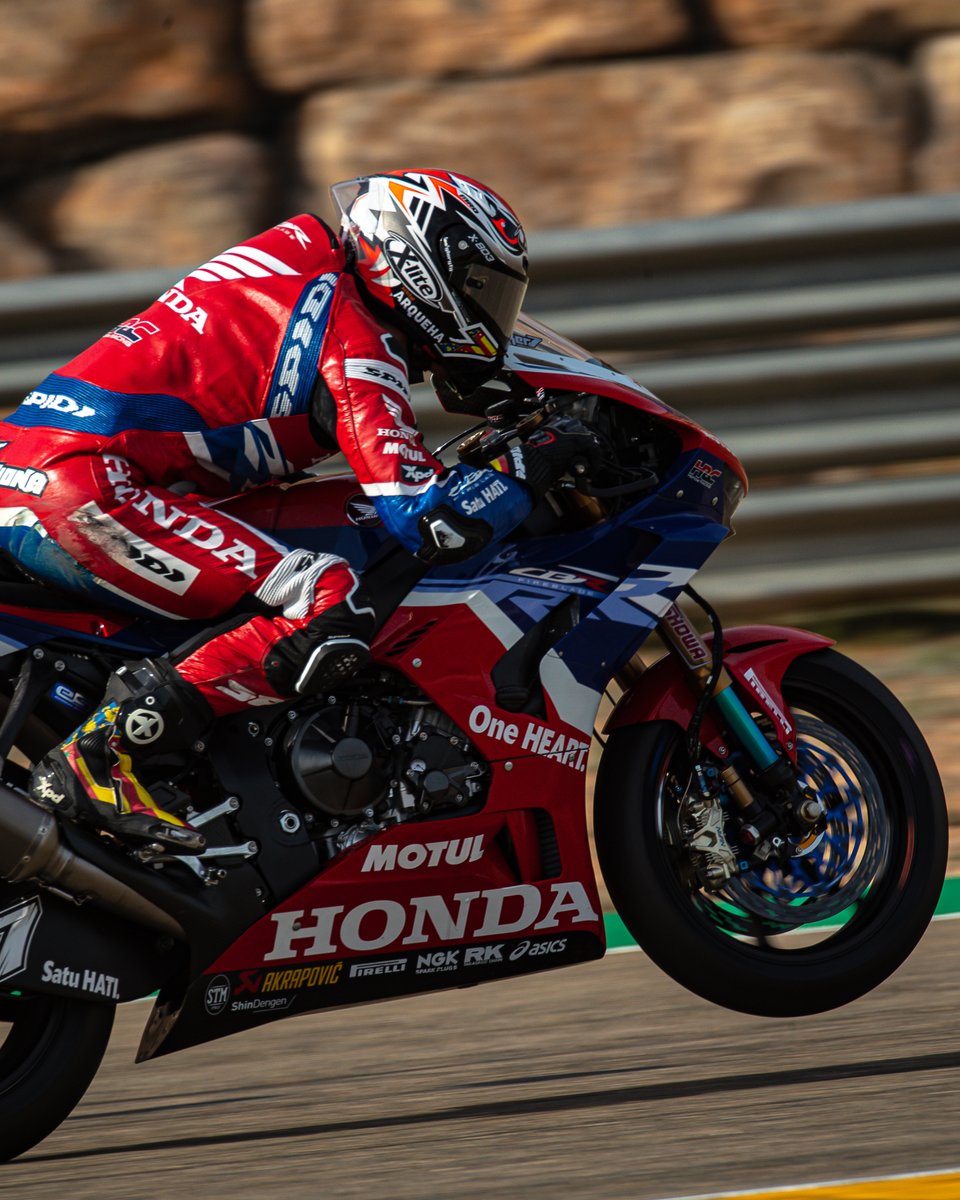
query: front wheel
[{"left": 595, "top": 648, "right": 948, "bottom": 1017}]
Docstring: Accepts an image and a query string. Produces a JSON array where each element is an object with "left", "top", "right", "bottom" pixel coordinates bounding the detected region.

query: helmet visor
[{"left": 458, "top": 263, "right": 528, "bottom": 344}]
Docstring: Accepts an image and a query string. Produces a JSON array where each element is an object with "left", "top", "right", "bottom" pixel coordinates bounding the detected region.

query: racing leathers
[{"left": 4, "top": 213, "right": 533, "bottom": 846}]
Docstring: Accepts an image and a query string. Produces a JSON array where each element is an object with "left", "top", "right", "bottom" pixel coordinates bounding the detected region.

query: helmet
[{"left": 332, "top": 169, "right": 528, "bottom": 413}]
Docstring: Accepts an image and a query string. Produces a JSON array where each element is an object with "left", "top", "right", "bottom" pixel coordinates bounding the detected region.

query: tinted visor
[{"left": 456, "top": 262, "right": 528, "bottom": 343}]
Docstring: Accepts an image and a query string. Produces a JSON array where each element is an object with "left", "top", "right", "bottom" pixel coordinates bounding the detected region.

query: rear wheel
[
  {"left": 0, "top": 993, "right": 114, "bottom": 1161},
  {"left": 0, "top": 696, "right": 115, "bottom": 1160},
  {"left": 595, "top": 649, "right": 947, "bottom": 1016}
]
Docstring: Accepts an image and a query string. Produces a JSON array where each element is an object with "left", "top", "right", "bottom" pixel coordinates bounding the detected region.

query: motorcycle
[{"left": 0, "top": 314, "right": 945, "bottom": 1160}]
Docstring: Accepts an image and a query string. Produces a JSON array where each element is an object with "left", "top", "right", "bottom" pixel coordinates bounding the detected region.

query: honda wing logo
[
  {"left": 0, "top": 897, "right": 42, "bottom": 982},
  {"left": 179, "top": 244, "right": 300, "bottom": 286}
]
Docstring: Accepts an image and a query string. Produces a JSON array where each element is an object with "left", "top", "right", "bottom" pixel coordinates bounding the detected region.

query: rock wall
[{"left": 1, "top": 0, "right": 958, "bottom": 278}]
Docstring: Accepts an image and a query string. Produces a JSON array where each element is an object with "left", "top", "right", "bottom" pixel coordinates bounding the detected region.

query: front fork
[{"left": 620, "top": 603, "right": 824, "bottom": 882}]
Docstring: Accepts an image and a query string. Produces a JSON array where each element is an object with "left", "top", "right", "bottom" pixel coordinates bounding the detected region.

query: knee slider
[{"left": 264, "top": 591, "right": 376, "bottom": 696}]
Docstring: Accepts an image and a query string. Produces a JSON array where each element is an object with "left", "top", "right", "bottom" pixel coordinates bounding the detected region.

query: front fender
[{"left": 606, "top": 624, "right": 834, "bottom": 759}]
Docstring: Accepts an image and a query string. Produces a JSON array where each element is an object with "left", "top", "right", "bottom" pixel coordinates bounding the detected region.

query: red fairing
[
  {"left": 211, "top": 474, "right": 369, "bottom": 538},
  {"left": 512, "top": 365, "right": 746, "bottom": 488},
  {"left": 606, "top": 625, "right": 834, "bottom": 760}
]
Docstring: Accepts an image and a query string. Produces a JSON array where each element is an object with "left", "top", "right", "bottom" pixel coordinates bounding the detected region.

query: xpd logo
[
  {"left": 125, "top": 540, "right": 188, "bottom": 588},
  {"left": 0, "top": 897, "right": 42, "bottom": 983},
  {"left": 400, "top": 462, "right": 435, "bottom": 486}
]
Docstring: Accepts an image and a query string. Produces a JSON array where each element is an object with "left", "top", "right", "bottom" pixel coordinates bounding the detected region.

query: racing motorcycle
[{"left": 0, "top": 315, "right": 945, "bottom": 1160}]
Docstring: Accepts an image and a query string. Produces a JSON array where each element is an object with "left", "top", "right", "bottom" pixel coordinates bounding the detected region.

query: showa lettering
[{"left": 468, "top": 705, "right": 590, "bottom": 772}]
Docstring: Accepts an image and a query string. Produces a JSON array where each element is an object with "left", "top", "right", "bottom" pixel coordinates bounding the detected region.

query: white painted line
[{"left": 654, "top": 1163, "right": 960, "bottom": 1200}]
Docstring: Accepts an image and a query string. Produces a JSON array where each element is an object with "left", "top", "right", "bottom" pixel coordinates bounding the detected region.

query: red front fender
[{"left": 605, "top": 624, "right": 834, "bottom": 760}]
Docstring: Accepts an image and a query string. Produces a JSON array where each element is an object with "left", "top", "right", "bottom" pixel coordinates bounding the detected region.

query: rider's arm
[{"left": 318, "top": 282, "right": 533, "bottom": 564}]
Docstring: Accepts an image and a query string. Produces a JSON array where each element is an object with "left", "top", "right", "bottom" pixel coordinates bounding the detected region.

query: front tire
[{"left": 595, "top": 649, "right": 947, "bottom": 1016}]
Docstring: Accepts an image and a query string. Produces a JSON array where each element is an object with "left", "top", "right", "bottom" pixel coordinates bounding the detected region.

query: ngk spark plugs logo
[{"left": 263, "top": 882, "right": 599, "bottom": 963}]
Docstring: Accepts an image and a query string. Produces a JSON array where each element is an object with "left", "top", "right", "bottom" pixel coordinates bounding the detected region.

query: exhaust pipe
[{"left": 0, "top": 783, "right": 183, "bottom": 939}]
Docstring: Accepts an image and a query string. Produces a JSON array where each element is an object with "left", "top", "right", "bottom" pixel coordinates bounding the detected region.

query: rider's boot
[{"left": 30, "top": 659, "right": 213, "bottom": 853}]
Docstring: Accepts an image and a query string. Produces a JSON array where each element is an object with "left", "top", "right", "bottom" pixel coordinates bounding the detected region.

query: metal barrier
[{"left": 1, "top": 193, "right": 958, "bottom": 616}]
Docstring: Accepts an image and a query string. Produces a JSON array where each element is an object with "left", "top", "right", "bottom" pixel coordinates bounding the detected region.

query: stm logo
[{"left": 204, "top": 975, "right": 231, "bottom": 1016}]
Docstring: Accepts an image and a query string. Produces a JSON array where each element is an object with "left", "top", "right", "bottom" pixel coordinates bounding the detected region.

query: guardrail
[{"left": 1, "top": 192, "right": 958, "bottom": 617}]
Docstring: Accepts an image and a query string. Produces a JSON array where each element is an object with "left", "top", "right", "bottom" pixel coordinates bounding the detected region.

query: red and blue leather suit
[{"left": 0, "top": 214, "right": 532, "bottom": 715}]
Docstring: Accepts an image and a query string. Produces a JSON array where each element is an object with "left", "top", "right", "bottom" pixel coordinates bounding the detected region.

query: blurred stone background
[{"left": 3, "top": 0, "right": 960, "bottom": 278}]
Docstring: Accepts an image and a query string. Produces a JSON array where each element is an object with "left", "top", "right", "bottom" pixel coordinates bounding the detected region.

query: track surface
[{"left": 10, "top": 919, "right": 960, "bottom": 1200}]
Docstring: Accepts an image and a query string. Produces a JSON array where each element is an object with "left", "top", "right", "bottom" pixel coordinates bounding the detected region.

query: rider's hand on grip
[{"left": 491, "top": 416, "right": 602, "bottom": 499}]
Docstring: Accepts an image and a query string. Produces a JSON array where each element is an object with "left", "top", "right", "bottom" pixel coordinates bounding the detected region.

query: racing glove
[{"left": 490, "top": 417, "right": 602, "bottom": 499}]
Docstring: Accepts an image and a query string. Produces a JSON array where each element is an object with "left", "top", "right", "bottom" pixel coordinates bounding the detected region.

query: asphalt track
[{"left": 6, "top": 914, "right": 960, "bottom": 1199}]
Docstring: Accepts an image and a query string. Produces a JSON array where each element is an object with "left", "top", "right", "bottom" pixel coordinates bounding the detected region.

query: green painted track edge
[{"left": 602, "top": 875, "right": 960, "bottom": 951}]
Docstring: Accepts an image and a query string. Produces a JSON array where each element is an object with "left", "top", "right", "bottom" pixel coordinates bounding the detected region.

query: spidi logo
[{"left": 263, "top": 882, "right": 599, "bottom": 962}]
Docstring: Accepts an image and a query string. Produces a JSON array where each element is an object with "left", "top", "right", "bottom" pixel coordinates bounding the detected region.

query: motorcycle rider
[{"left": 0, "top": 169, "right": 595, "bottom": 853}]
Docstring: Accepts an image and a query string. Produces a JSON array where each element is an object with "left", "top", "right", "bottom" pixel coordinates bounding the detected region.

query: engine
[{"left": 278, "top": 696, "right": 489, "bottom": 859}]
